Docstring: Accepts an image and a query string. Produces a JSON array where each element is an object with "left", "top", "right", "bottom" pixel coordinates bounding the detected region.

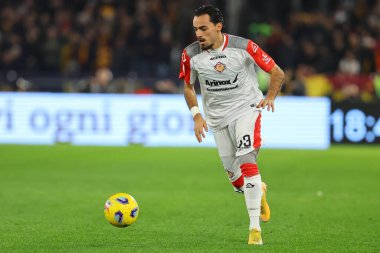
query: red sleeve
[
  {"left": 179, "top": 49, "right": 191, "bottom": 84},
  {"left": 246, "top": 40, "right": 275, "bottom": 73}
]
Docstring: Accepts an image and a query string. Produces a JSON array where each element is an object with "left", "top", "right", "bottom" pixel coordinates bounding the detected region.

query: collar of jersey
[{"left": 206, "top": 33, "right": 228, "bottom": 53}]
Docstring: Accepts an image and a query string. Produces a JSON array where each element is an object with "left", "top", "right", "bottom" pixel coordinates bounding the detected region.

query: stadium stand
[{"left": 0, "top": 0, "right": 379, "bottom": 101}]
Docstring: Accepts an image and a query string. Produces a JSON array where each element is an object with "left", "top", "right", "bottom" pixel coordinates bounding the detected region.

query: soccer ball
[{"left": 104, "top": 193, "right": 139, "bottom": 227}]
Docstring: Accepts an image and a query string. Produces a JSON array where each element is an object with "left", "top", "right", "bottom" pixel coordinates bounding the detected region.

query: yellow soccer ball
[{"left": 104, "top": 193, "right": 139, "bottom": 227}]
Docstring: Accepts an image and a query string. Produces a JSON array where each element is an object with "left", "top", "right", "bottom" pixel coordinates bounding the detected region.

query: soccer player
[{"left": 179, "top": 5, "right": 284, "bottom": 245}]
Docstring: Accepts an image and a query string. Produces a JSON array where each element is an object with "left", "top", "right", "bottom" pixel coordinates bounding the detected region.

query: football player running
[{"left": 179, "top": 5, "right": 284, "bottom": 245}]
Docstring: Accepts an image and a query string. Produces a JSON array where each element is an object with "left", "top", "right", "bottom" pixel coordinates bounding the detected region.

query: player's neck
[{"left": 211, "top": 33, "right": 225, "bottom": 50}]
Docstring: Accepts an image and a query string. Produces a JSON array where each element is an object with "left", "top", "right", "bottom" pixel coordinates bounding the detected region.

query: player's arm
[
  {"left": 257, "top": 64, "right": 284, "bottom": 112},
  {"left": 246, "top": 40, "right": 284, "bottom": 112},
  {"left": 184, "top": 82, "right": 208, "bottom": 143},
  {"left": 180, "top": 49, "right": 208, "bottom": 143}
]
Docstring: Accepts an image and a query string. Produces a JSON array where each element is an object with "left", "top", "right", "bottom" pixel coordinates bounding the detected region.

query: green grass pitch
[{"left": 0, "top": 145, "right": 379, "bottom": 253}]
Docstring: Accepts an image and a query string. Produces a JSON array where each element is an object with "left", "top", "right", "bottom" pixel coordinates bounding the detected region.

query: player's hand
[
  {"left": 193, "top": 114, "right": 208, "bottom": 143},
  {"left": 257, "top": 98, "right": 275, "bottom": 112}
]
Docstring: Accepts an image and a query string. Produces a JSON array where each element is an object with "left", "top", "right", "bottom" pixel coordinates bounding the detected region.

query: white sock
[{"left": 244, "top": 174, "right": 262, "bottom": 230}]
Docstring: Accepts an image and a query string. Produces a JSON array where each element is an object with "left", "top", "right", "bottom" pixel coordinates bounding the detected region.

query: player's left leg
[
  {"left": 239, "top": 151, "right": 263, "bottom": 245},
  {"left": 244, "top": 147, "right": 270, "bottom": 222}
]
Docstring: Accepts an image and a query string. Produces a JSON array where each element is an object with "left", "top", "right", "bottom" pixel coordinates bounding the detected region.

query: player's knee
[
  {"left": 238, "top": 152, "right": 259, "bottom": 177},
  {"left": 225, "top": 168, "right": 242, "bottom": 183},
  {"left": 221, "top": 156, "right": 246, "bottom": 191},
  {"left": 239, "top": 151, "right": 258, "bottom": 164},
  {"left": 221, "top": 156, "right": 241, "bottom": 180}
]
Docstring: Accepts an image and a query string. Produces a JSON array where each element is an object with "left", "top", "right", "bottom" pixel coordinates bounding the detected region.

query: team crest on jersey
[{"left": 214, "top": 62, "right": 226, "bottom": 73}]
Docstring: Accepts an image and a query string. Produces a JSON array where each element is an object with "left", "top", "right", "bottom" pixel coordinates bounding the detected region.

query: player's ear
[{"left": 216, "top": 22, "right": 223, "bottom": 32}]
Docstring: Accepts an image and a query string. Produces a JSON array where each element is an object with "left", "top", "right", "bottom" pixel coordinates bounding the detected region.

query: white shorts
[{"left": 213, "top": 109, "right": 262, "bottom": 182}]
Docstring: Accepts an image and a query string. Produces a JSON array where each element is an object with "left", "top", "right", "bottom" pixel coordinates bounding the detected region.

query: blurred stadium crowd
[{"left": 0, "top": 0, "right": 379, "bottom": 102}]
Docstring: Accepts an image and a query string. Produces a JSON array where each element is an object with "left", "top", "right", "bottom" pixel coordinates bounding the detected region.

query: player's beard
[{"left": 201, "top": 43, "right": 213, "bottom": 50}]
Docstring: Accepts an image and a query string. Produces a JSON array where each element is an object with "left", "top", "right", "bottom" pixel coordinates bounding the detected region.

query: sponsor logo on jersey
[
  {"left": 205, "top": 74, "right": 239, "bottom": 91},
  {"left": 207, "top": 85, "right": 239, "bottom": 92},
  {"left": 205, "top": 74, "right": 238, "bottom": 87},
  {"left": 210, "top": 55, "right": 226, "bottom": 61},
  {"left": 214, "top": 62, "right": 226, "bottom": 72},
  {"left": 205, "top": 79, "right": 231, "bottom": 87},
  {"left": 232, "top": 74, "right": 238, "bottom": 83}
]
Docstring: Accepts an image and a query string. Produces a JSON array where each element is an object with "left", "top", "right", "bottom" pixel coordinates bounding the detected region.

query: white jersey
[{"left": 179, "top": 34, "right": 275, "bottom": 131}]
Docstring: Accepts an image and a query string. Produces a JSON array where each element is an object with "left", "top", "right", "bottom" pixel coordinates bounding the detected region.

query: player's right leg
[{"left": 213, "top": 127, "right": 244, "bottom": 193}]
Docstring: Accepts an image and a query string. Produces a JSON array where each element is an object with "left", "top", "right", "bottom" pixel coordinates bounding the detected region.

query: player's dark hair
[{"left": 194, "top": 5, "right": 224, "bottom": 25}]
